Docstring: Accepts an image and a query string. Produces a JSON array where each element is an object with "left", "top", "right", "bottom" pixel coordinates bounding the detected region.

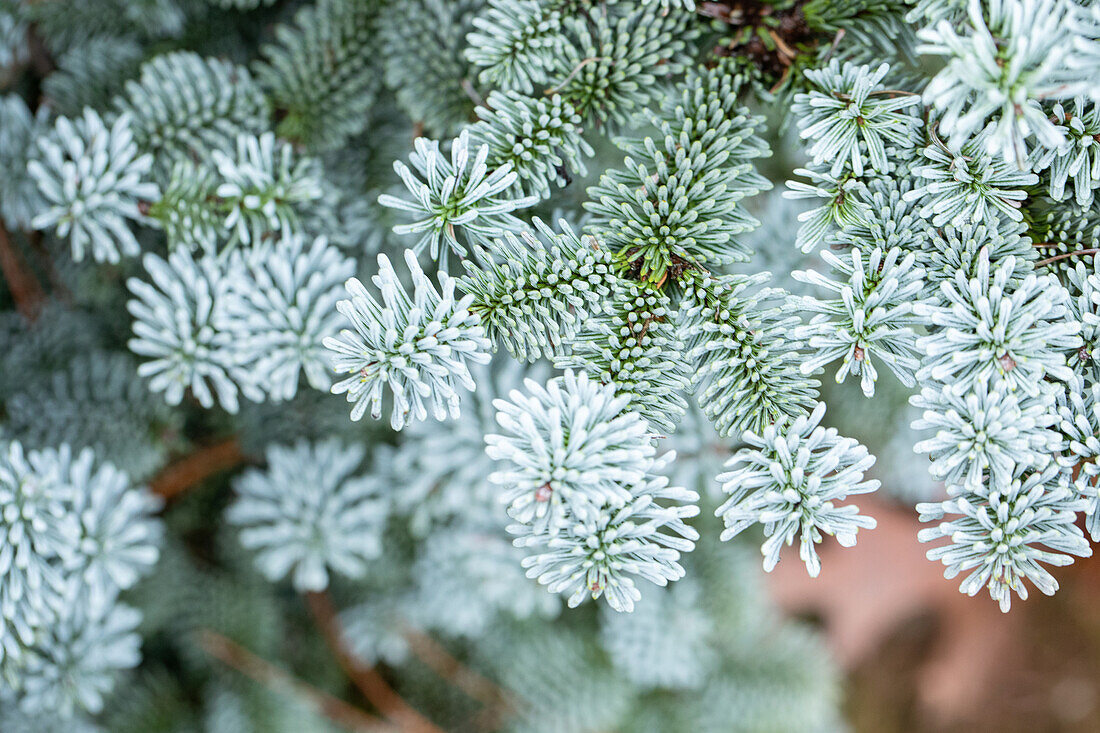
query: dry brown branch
[
  {"left": 306, "top": 591, "right": 444, "bottom": 733},
  {"left": 197, "top": 629, "right": 394, "bottom": 733},
  {"left": 149, "top": 437, "right": 246, "bottom": 500},
  {"left": 0, "top": 222, "right": 45, "bottom": 321}
]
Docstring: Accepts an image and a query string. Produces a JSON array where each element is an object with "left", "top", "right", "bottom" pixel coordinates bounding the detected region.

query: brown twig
[
  {"left": 870, "top": 89, "right": 921, "bottom": 97},
  {"left": 460, "top": 78, "right": 486, "bottom": 109},
  {"left": 0, "top": 222, "right": 45, "bottom": 321},
  {"left": 545, "top": 57, "right": 605, "bottom": 96},
  {"left": 769, "top": 63, "right": 793, "bottom": 94},
  {"left": 766, "top": 28, "right": 796, "bottom": 63},
  {"left": 402, "top": 628, "right": 510, "bottom": 711},
  {"left": 149, "top": 437, "right": 246, "bottom": 500},
  {"left": 1036, "top": 249, "right": 1100, "bottom": 267},
  {"left": 25, "top": 24, "right": 54, "bottom": 78},
  {"left": 696, "top": 1, "right": 737, "bottom": 21},
  {"left": 306, "top": 591, "right": 444, "bottom": 733},
  {"left": 822, "top": 28, "right": 845, "bottom": 62},
  {"left": 197, "top": 629, "right": 394, "bottom": 733},
  {"left": 26, "top": 230, "right": 70, "bottom": 301}
]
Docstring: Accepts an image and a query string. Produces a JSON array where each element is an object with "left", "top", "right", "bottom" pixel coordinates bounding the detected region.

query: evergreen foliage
[
  {"left": 471, "top": 91, "right": 594, "bottom": 200},
  {"left": 907, "top": 130, "right": 1039, "bottom": 226},
  {"left": 379, "top": 0, "right": 483, "bottom": 138},
  {"left": 117, "top": 52, "right": 269, "bottom": 172},
  {"left": 228, "top": 440, "right": 387, "bottom": 591},
  {"left": 509, "top": 449, "right": 700, "bottom": 612},
  {"left": 3, "top": 351, "right": 180, "bottom": 480},
  {"left": 716, "top": 403, "right": 880, "bottom": 576},
  {"left": 680, "top": 273, "right": 820, "bottom": 437},
  {"left": 914, "top": 252, "right": 1080, "bottom": 395},
  {"left": 460, "top": 219, "right": 616, "bottom": 362},
  {"left": 793, "top": 60, "right": 922, "bottom": 177},
  {"left": 5, "top": 0, "right": 1100, "bottom": 727},
  {"left": 382, "top": 361, "right": 544, "bottom": 536},
  {"left": 917, "top": 0, "right": 1087, "bottom": 167},
  {"left": 0, "top": 441, "right": 160, "bottom": 717},
  {"left": 487, "top": 369, "right": 656, "bottom": 536},
  {"left": 465, "top": 0, "right": 568, "bottom": 94},
  {"left": 0, "top": 5, "right": 26, "bottom": 70},
  {"left": 586, "top": 60, "right": 770, "bottom": 282},
  {"left": 127, "top": 249, "right": 262, "bottom": 412},
  {"left": 223, "top": 235, "right": 353, "bottom": 401},
  {"left": 378, "top": 130, "right": 539, "bottom": 264},
  {"left": 1034, "top": 98, "right": 1100, "bottom": 207},
  {"left": 43, "top": 37, "right": 143, "bottom": 118},
  {"left": 912, "top": 377, "right": 1060, "bottom": 490},
  {"left": 253, "top": 0, "right": 382, "bottom": 151},
  {"left": 212, "top": 132, "right": 325, "bottom": 248},
  {"left": 0, "top": 95, "right": 49, "bottom": 229},
  {"left": 794, "top": 246, "right": 928, "bottom": 396},
  {"left": 917, "top": 463, "right": 1091, "bottom": 611},
  {"left": 785, "top": 167, "right": 877, "bottom": 252},
  {"left": 556, "top": 282, "right": 691, "bottom": 433},
  {"left": 29, "top": 110, "right": 157, "bottom": 263},
  {"left": 1057, "top": 375, "right": 1100, "bottom": 539},
  {"left": 552, "top": 1, "right": 697, "bottom": 128},
  {"left": 324, "top": 249, "right": 493, "bottom": 426}
]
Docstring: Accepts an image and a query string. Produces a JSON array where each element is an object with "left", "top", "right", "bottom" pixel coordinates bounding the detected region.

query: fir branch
[
  {"left": 305, "top": 591, "right": 444, "bottom": 733},
  {"left": 401, "top": 628, "right": 512, "bottom": 713},
  {"left": 148, "top": 437, "right": 246, "bottom": 501},
  {"left": 324, "top": 249, "right": 492, "bottom": 428},
  {"left": 716, "top": 402, "right": 879, "bottom": 577},
  {"left": 461, "top": 220, "right": 616, "bottom": 362},
  {"left": 0, "top": 221, "right": 45, "bottom": 321},
  {"left": 1037, "top": 249, "right": 1100, "bottom": 267},
  {"left": 679, "top": 273, "right": 820, "bottom": 437},
  {"left": 585, "top": 59, "right": 770, "bottom": 281},
  {"left": 196, "top": 629, "right": 394, "bottom": 733}
]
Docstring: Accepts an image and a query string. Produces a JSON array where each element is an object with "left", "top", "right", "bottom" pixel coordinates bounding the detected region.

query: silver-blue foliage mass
[{"left": 5, "top": 0, "right": 1100, "bottom": 727}]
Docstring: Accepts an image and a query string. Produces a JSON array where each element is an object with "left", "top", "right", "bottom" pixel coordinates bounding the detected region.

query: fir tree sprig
[
  {"left": 471, "top": 91, "right": 595, "bottom": 200},
  {"left": 324, "top": 249, "right": 492, "bottom": 427},
  {"left": 1056, "top": 375, "right": 1100, "bottom": 540},
  {"left": 679, "top": 273, "right": 820, "bottom": 437},
  {"left": 586, "top": 60, "right": 771, "bottom": 282},
  {"left": 228, "top": 440, "right": 387, "bottom": 592},
  {"left": 223, "top": 235, "right": 355, "bottom": 401},
  {"left": 8, "top": 0, "right": 1100, "bottom": 712},
  {"left": 905, "top": 130, "right": 1039, "bottom": 227},
  {"left": 253, "top": 0, "right": 382, "bottom": 151},
  {"left": 1032, "top": 97, "right": 1100, "bottom": 208},
  {"left": 914, "top": 251, "right": 1081, "bottom": 396},
  {"left": 127, "top": 249, "right": 262, "bottom": 413},
  {"left": 917, "top": 462, "right": 1091, "bottom": 612},
  {"left": 910, "top": 376, "right": 1060, "bottom": 491},
  {"left": 0, "top": 95, "right": 49, "bottom": 230},
  {"left": 460, "top": 219, "right": 617, "bottom": 362},
  {"left": 116, "top": 52, "right": 269, "bottom": 171},
  {"left": 486, "top": 369, "right": 656, "bottom": 537},
  {"left": 378, "top": 131, "right": 539, "bottom": 265},
  {"left": 792, "top": 60, "right": 922, "bottom": 177},
  {"left": 556, "top": 281, "right": 691, "bottom": 434},
  {"left": 785, "top": 167, "right": 874, "bottom": 252},
  {"left": 917, "top": 0, "right": 1085, "bottom": 168},
  {"left": 465, "top": 0, "right": 570, "bottom": 94},
  {"left": 29, "top": 110, "right": 158, "bottom": 264},
  {"left": 212, "top": 132, "right": 325, "bottom": 248},
  {"left": 793, "top": 246, "right": 928, "bottom": 396},
  {"left": 716, "top": 403, "right": 880, "bottom": 577}
]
